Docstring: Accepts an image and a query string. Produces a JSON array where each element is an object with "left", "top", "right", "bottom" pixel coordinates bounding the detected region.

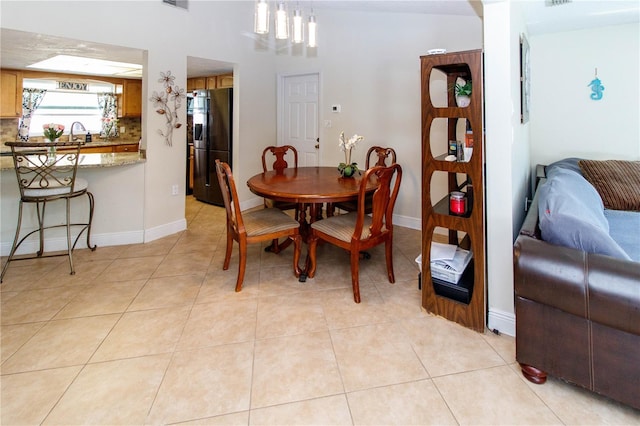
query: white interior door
[{"left": 279, "top": 73, "right": 319, "bottom": 167}]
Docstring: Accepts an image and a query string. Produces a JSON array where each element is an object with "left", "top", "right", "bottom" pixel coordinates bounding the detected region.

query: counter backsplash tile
[{"left": 1, "top": 117, "right": 141, "bottom": 149}]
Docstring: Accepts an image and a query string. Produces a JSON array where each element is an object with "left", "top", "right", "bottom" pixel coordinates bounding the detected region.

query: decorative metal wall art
[
  {"left": 150, "top": 71, "right": 185, "bottom": 146},
  {"left": 588, "top": 68, "right": 604, "bottom": 101}
]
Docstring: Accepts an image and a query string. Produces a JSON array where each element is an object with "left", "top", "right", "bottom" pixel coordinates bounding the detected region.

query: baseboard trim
[
  {"left": 144, "top": 218, "right": 187, "bottom": 243},
  {"left": 488, "top": 308, "right": 516, "bottom": 337},
  {"left": 1, "top": 230, "right": 145, "bottom": 257}
]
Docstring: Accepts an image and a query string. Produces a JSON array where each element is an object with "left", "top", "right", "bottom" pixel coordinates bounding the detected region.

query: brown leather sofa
[{"left": 513, "top": 172, "right": 640, "bottom": 410}]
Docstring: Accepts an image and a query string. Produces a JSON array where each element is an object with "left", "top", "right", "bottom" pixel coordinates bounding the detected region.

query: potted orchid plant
[
  {"left": 42, "top": 123, "right": 65, "bottom": 142},
  {"left": 338, "top": 131, "right": 364, "bottom": 178}
]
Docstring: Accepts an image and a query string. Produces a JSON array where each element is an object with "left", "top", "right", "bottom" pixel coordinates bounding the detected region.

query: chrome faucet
[{"left": 70, "top": 121, "right": 87, "bottom": 142}]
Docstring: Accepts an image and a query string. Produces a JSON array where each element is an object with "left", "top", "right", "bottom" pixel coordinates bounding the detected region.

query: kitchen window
[{"left": 24, "top": 79, "right": 116, "bottom": 136}]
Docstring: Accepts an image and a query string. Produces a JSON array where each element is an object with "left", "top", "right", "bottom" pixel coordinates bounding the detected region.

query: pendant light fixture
[
  {"left": 275, "top": 1, "right": 289, "bottom": 40},
  {"left": 254, "top": 0, "right": 269, "bottom": 34},
  {"left": 254, "top": 0, "right": 317, "bottom": 49},
  {"left": 291, "top": 6, "right": 304, "bottom": 44},
  {"left": 307, "top": 10, "right": 317, "bottom": 48}
]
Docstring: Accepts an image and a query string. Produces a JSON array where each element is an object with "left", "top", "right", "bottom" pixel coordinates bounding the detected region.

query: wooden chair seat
[{"left": 242, "top": 208, "right": 302, "bottom": 236}]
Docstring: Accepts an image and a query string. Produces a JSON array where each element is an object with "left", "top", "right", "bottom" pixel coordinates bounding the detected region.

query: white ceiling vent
[
  {"left": 545, "top": 0, "right": 572, "bottom": 6},
  {"left": 163, "top": 0, "right": 188, "bottom": 10}
]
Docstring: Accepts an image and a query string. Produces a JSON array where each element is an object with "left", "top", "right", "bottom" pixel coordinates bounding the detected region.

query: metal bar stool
[{"left": 1, "top": 141, "right": 96, "bottom": 282}]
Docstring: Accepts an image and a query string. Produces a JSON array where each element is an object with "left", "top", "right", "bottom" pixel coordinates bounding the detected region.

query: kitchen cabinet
[
  {"left": 187, "top": 78, "right": 206, "bottom": 91},
  {"left": 216, "top": 74, "right": 233, "bottom": 88},
  {"left": 206, "top": 77, "right": 218, "bottom": 90},
  {"left": 420, "top": 49, "right": 485, "bottom": 332},
  {"left": 0, "top": 69, "right": 23, "bottom": 118},
  {"left": 120, "top": 80, "right": 142, "bottom": 117},
  {"left": 187, "top": 74, "right": 233, "bottom": 91},
  {"left": 58, "top": 142, "right": 139, "bottom": 154},
  {"left": 113, "top": 143, "right": 139, "bottom": 153}
]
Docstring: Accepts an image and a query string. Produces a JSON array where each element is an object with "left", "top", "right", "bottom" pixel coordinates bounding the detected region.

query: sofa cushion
[
  {"left": 605, "top": 209, "right": 640, "bottom": 262},
  {"left": 579, "top": 159, "right": 640, "bottom": 211},
  {"left": 538, "top": 168, "right": 631, "bottom": 260},
  {"left": 546, "top": 157, "right": 583, "bottom": 177}
]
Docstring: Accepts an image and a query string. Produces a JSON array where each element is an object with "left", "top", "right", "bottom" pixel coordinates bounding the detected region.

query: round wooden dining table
[
  {"left": 247, "top": 166, "right": 378, "bottom": 204},
  {"left": 247, "top": 166, "right": 379, "bottom": 280}
]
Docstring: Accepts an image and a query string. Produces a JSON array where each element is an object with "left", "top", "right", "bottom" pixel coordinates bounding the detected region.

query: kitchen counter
[
  {"left": 0, "top": 151, "right": 146, "bottom": 171},
  {"left": 0, "top": 139, "right": 140, "bottom": 156}
]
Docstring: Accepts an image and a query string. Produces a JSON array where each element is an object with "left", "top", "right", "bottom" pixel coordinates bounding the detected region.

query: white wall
[
  {"left": 271, "top": 9, "right": 482, "bottom": 228},
  {"left": 482, "top": 0, "right": 531, "bottom": 336},
  {"left": 1, "top": 1, "right": 482, "bottom": 244},
  {"left": 530, "top": 23, "right": 640, "bottom": 165}
]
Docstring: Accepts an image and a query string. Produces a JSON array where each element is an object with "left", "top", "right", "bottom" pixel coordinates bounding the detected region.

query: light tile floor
[{"left": 1, "top": 197, "right": 639, "bottom": 425}]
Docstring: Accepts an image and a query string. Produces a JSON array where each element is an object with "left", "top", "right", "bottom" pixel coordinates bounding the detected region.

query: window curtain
[
  {"left": 17, "top": 88, "right": 47, "bottom": 142},
  {"left": 97, "top": 93, "right": 119, "bottom": 138}
]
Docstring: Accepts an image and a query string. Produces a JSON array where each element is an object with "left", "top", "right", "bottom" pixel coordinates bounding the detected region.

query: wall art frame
[{"left": 520, "top": 33, "right": 531, "bottom": 124}]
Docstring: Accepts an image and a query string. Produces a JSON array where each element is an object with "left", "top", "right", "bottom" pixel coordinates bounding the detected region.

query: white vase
[{"left": 456, "top": 95, "right": 470, "bottom": 108}]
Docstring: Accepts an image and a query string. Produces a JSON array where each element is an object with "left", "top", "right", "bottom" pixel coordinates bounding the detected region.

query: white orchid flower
[{"left": 338, "top": 131, "right": 346, "bottom": 151}]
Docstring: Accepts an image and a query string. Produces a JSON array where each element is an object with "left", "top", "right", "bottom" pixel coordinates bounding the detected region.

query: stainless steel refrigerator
[{"left": 191, "top": 88, "right": 232, "bottom": 206}]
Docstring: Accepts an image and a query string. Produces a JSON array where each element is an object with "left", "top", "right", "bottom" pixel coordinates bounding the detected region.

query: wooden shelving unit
[{"left": 420, "top": 49, "right": 485, "bottom": 332}]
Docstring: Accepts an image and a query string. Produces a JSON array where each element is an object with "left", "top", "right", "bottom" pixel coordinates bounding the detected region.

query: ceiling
[{"left": 1, "top": 1, "right": 638, "bottom": 78}]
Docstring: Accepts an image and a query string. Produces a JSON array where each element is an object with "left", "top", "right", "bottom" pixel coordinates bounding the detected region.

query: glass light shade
[
  {"left": 307, "top": 14, "right": 317, "bottom": 47},
  {"left": 292, "top": 8, "right": 304, "bottom": 44},
  {"left": 254, "top": 0, "right": 269, "bottom": 34},
  {"left": 275, "top": 2, "right": 289, "bottom": 40}
]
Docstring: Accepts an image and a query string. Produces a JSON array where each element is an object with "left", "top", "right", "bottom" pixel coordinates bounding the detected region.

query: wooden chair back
[
  {"left": 354, "top": 164, "right": 403, "bottom": 240},
  {"left": 215, "top": 159, "right": 245, "bottom": 236},
  {"left": 365, "top": 146, "right": 397, "bottom": 169},
  {"left": 261, "top": 145, "right": 298, "bottom": 174}
]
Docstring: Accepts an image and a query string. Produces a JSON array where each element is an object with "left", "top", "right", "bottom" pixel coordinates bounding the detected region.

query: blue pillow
[
  {"left": 538, "top": 168, "right": 631, "bottom": 260},
  {"left": 546, "top": 158, "right": 583, "bottom": 178}
]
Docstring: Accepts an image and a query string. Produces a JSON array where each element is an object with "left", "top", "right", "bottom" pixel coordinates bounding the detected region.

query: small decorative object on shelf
[
  {"left": 338, "top": 131, "right": 364, "bottom": 178},
  {"left": 150, "top": 70, "right": 185, "bottom": 146},
  {"left": 453, "top": 77, "right": 472, "bottom": 107}
]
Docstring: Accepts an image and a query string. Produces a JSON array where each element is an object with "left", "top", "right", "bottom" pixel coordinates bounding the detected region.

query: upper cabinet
[
  {"left": 187, "top": 77, "right": 206, "bottom": 91},
  {"left": 119, "top": 79, "right": 142, "bottom": 117},
  {"left": 216, "top": 74, "right": 233, "bottom": 89},
  {"left": 1, "top": 70, "right": 23, "bottom": 118},
  {"left": 187, "top": 73, "right": 233, "bottom": 91}
]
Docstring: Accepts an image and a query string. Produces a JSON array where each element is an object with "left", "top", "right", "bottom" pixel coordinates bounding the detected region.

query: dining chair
[
  {"left": 1, "top": 141, "right": 96, "bottom": 283},
  {"left": 261, "top": 145, "right": 300, "bottom": 253},
  {"left": 333, "top": 146, "right": 397, "bottom": 215},
  {"left": 215, "top": 159, "right": 302, "bottom": 291},
  {"left": 307, "top": 163, "right": 402, "bottom": 303}
]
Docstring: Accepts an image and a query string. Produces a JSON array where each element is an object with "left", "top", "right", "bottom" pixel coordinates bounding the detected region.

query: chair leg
[
  {"left": 292, "top": 234, "right": 302, "bottom": 278},
  {"left": 385, "top": 238, "right": 395, "bottom": 283},
  {"left": 223, "top": 228, "right": 233, "bottom": 271},
  {"left": 350, "top": 249, "right": 362, "bottom": 303},
  {"left": 66, "top": 197, "right": 76, "bottom": 276},
  {"left": 307, "top": 235, "right": 318, "bottom": 278},
  {"left": 36, "top": 201, "right": 46, "bottom": 256},
  {"left": 235, "top": 239, "right": 248, "bottom": 292},
  {"left": 85, "top": 191, "right": 97, "bottom": 251},
  {"left": 0, "top": 201, "right": 25, "bottom": 283}
]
